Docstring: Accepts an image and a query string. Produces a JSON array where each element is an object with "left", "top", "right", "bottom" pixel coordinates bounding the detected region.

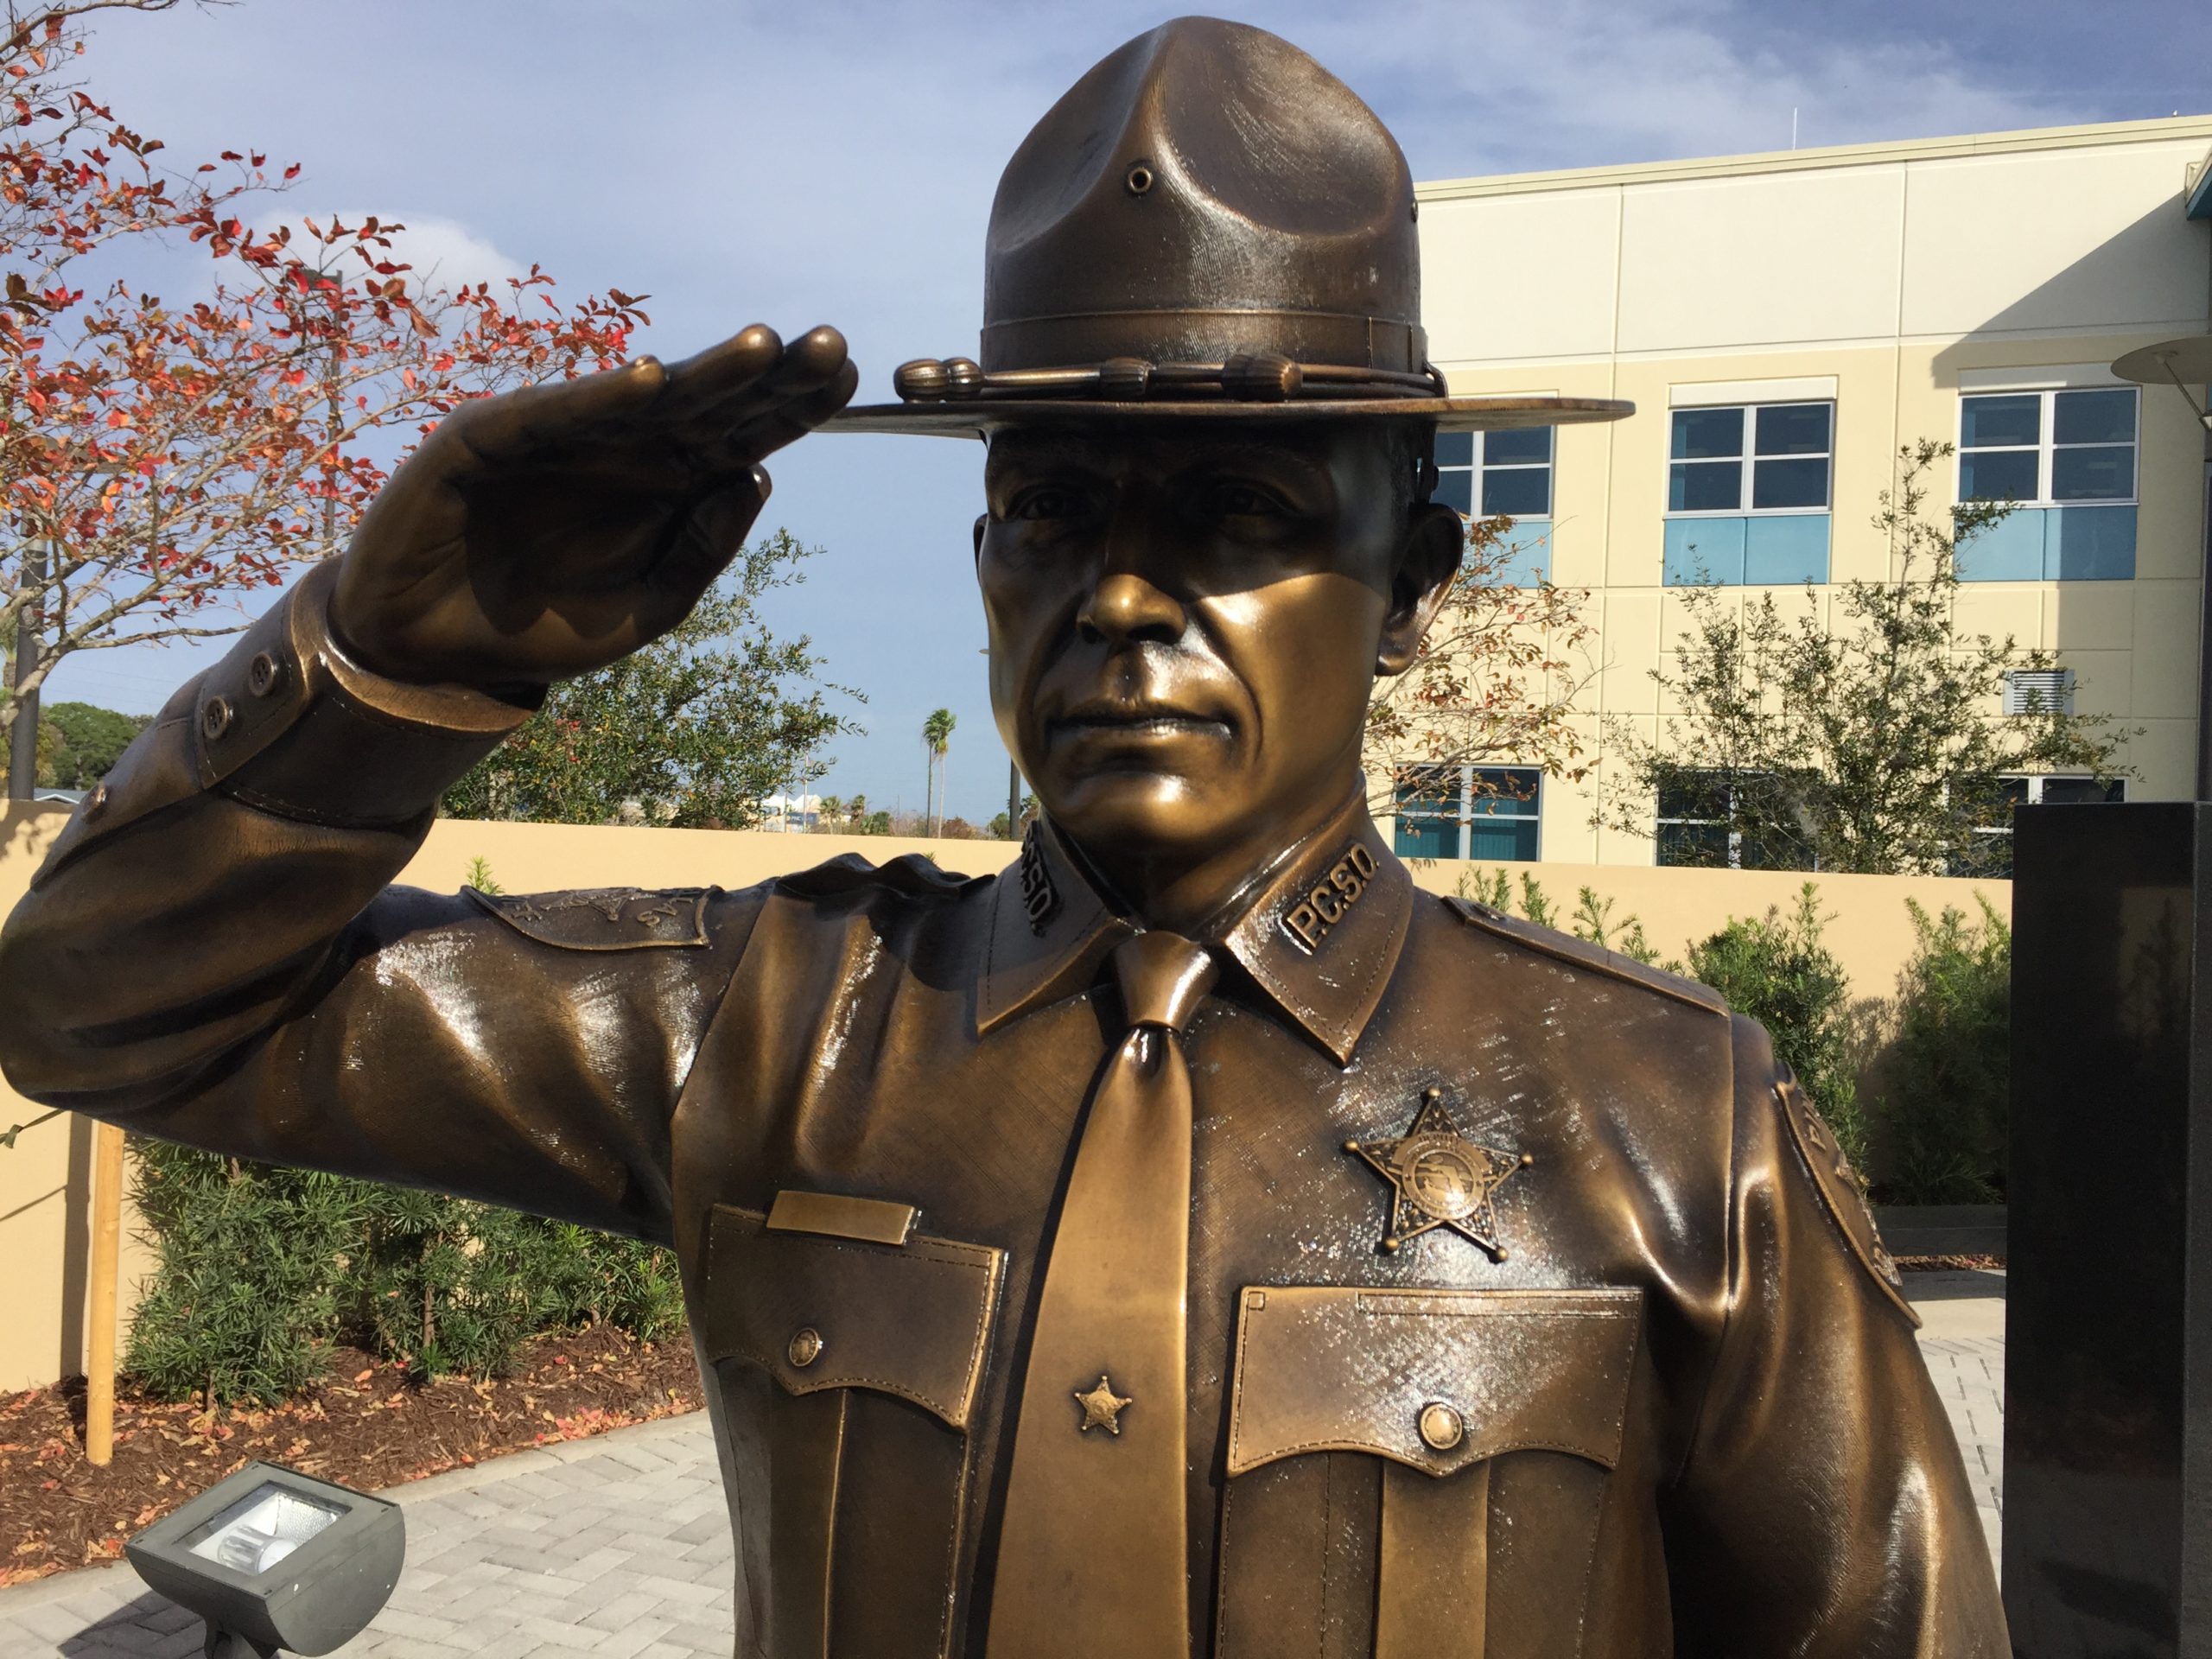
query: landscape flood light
[{"left": 124, "top": 1461, "right": 404, "bottom": 1657}]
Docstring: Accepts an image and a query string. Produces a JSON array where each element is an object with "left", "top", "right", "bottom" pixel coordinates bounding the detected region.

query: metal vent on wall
[{"left": 2004, "top": 669, "right": 2075, "bottom": 715}]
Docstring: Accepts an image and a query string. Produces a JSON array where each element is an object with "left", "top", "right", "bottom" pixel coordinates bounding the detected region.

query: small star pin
[
  {"left": 1073, "top": 1374, "right": 1132, "bottom": 1434},
  {"left": 1344, "top": 1086, "right": 1531, "bottom": 1259}
]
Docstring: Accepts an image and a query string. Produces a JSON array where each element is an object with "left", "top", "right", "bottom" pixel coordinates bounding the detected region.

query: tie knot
[{"left": 1112, "top": 931, "right": 1218, "bottom": 1033}]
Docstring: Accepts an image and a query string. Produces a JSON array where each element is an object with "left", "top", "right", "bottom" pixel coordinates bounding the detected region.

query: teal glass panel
[
  {"left": 1489, "top": 519, "right": 1553, "bottom": 586},
  {"left": 2054, "top": 388, "right": 2135, "bottom": 444},
  {"left": 1465, "top": 818, "right": 1538, "bottom": 861},
  {"left": 2044, "top": 505, "right": 2135, "bottom": 581},
  {"left": 1485, "top": 428, "right": 1552, "bottom": 465},
  {"left": 1956, "top": 507, "right": 2045, "bottom": 581},
  {"left": 1394, "top": 816, "right": 1458, "bottom": 858},
  {"left": 1671, "top": 407, "right": 1743, "bottom": 459},
  {"left": 1670, "top": 461, "right": 1739, "bottom": 511},
  {"left": 1754, "top": 403, "right": 1831, "bottom": 454},
  {"left": 1433, "top": 469, "right": 1473, "bottom": 516},
  {"left": 1743, "top": 514, "right": 1830, "bottom": 585},
  {"left": 1960, "top": 448, "right": 2037, "bottom": 502},
  {"left": 1751, "top": 457, "right": 1828, "bottom": 509},
  {"left": 1434, "top": 431, "right": 1474, "bottom": 467},
  {"left": 2050, "top": 444, "right": 2133, "bottom": 502},
  {"left": 1665, "top": 516, "right": 1746, "bottom": 585},
  {"left": 1961, "top": 394, "right": 2039, "bottom": 448},
  {"left": 1483, "top": 467, "right": 1551, "bottom": 516}
]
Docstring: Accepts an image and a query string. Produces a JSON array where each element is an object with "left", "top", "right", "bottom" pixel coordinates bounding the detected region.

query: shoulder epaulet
[
  {"left": 465, "top": 886, "right": 716, "bottom": 950},
  {"left": 1444, "top": 896, "right": 1728, "bottom": 1016},
  {"left": 1773, "top": 1075, "right": 1920, "bottom": 1328},
  {"left": 769, "top": 851, "right": 982, "bottom": 903}
]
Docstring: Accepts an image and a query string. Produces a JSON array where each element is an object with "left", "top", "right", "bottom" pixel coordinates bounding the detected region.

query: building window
[
  {"left": 1663, "top": 403, "right": 1834, "bottom": 586},
  {"left": 1955, "top": 773, "right": 2126, "bottom": 876},
  {"left": 1434, "top": 429, "right": 1554, "bottom": 585},
  {"left": 1956, "top": 386, "right": 2138, "bottom": 581},
  {"left": 1394, "top": 765, "right": 1541, "bottom": 861},
  {"left": 1653, "top": 769, "right": 1814, "bottom": 869}
]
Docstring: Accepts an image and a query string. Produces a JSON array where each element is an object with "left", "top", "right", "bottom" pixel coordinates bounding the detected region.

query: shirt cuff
[{"left": 193, "top": 560, "right": 542, "bottom": 826}]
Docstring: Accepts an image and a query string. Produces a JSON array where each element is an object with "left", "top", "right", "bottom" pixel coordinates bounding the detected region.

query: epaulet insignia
[
  {"left": 1774, "top": 1077, "right": 1919, "bottom": 1329},
  {"left": 1444, "top": 897, "right": 1726, "bottom": 1016},
  {"left": 466, "top": 886, "right": 714, "bottom": 950},
  {"left": 772, "top": 851, "right": 979, "bottom": 902}
]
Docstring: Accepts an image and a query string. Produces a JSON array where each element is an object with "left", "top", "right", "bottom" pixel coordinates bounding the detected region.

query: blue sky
[{"left": 50, "top": 0, "right": 2211, "bottom": 823}]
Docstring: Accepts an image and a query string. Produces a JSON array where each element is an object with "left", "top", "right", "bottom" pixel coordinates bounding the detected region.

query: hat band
[
  {"left": 981, "top": 308, "right": 1427, "bottom": 376},
  {"left": 893, "top": 352, "right": 1444, "bottom": 406}
]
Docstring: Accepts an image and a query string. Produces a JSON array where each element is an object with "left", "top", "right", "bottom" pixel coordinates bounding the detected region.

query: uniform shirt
[{"left": 0, "top": 565, "right": 2008, "bottom": 1658}]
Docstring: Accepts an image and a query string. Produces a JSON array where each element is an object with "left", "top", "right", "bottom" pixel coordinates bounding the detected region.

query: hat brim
[{"left": 826, "top": 394, "right": 1631, "bottom": 437}]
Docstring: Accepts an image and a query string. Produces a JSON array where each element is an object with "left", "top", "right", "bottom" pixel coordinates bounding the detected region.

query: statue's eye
[
  {"left": 1205, "top": 481, "right": 1287, "bottom": 518},
  {"left": 1010, "top": 486, "right": 1086, "bottom": 521}
]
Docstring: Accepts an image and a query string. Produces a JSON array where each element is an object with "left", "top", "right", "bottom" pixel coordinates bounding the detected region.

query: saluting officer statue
[{"left": 0, "top": 19, "right": 2008, "bottom": 1657}]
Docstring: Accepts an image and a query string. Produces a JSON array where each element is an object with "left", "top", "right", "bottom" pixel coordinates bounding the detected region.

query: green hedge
[{"left": 127, "top": 1143, "right": 684, "bottom": 1408}]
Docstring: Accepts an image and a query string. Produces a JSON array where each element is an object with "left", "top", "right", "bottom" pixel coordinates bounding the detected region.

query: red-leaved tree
[{"left": 1, "top": 0, "right": 647, "bottom": 765}]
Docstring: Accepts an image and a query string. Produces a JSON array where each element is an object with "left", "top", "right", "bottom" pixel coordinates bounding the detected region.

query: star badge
[
  {"left": 1344, "top": 1086, "right": 1532, "bottom": 1259},
  {"left": 1073, "top": 1374, "right": 1132, "bottom": 1435}
]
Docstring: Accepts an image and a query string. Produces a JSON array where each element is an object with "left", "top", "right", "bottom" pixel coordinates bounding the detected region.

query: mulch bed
[
  {"left": 0, "top": 1325, "right": 705, "bottom": 1590},
  {"left": 1896, "top": 1253, "right": 2005, "bottom": 1273}
]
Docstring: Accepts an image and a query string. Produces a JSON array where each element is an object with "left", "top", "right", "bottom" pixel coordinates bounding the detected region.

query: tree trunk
[{"left": 8, "top": 544, "right": 46, "bottom": 799}]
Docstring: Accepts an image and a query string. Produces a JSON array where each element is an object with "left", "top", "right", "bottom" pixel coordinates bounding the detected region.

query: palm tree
[{"left": 922, "top": 709, "right": 957, "bottom": 836}]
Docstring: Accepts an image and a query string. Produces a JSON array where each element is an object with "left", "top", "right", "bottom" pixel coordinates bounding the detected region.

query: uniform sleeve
[
  {"left": 1663, "top": 1014, "right": 2010, "bottom": 1656},
  {"left": 0, "top": 563, "right": 760, "bottom": 1245}
]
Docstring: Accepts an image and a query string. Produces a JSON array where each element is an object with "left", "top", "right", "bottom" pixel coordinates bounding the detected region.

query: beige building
[{"left": 1401, "top": 116, "right": 2212, "bottom": 867}]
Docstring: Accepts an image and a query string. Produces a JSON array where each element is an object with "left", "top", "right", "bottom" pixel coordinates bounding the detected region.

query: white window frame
[
  {"left": 1964, "top": 773, "right": 2126, "bottom": 863},
  {"left": 1665, "top": 402, "right": 1834, "bottom": 521},
  {"left": 1436, "top": 430, "right": 1554, "bottom": 520},
  {"left": 1395, "top": 764, "right": 1542, "bottom": 861},
  {"left": 1956, "top": 385, "right": 2139, "bottom": 510}
]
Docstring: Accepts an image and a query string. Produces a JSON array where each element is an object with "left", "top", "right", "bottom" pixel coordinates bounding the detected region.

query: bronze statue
[{"left": 0, "top": 18, "right": 2008, "bottom": 1656}]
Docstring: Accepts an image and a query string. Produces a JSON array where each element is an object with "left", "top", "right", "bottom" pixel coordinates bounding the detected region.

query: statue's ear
[{"left": 1376, "top": 501, "right": 1462, "bottom": 676}]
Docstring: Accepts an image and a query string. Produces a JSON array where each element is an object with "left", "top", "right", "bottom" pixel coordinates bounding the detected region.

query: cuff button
[
  {"left": 1417, "top": 1402, "right": 1465, "bottom": 1452},
  {"left": 200, "top": 696, "right": 233, "bottom": 741},
  {"left": 247, "top": 652, "right": 284, "bottom": 697}
]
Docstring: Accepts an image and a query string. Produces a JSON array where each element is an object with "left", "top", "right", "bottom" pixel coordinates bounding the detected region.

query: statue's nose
[{"left": 1077, "top": 571, "right": 1187, "bottom": 646}]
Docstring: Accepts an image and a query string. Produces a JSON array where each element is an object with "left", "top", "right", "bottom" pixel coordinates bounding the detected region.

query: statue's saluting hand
[{"left": 329, "top": 323, "right": 855, "bottom": 690}]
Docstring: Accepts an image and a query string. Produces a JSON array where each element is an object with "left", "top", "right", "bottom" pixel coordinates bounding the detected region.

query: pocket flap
[
  {"left": 700, "top": 1202, "right": 1004, "bottom": 1431},
  {"left": 1226, "top": 1286, "right": 1643, "bottom": 1479}
]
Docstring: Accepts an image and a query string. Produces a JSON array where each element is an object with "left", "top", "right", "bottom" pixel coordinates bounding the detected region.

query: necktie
[{"left": 986, "top": 930, "right": 1219, "bottom": 1659}]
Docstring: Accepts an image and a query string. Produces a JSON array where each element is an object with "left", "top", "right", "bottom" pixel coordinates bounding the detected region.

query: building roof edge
[{"left": 1419, "top": 115, "right": 2212, "bottom": 202}]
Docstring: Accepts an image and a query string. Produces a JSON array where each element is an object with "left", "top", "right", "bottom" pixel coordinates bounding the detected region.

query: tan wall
[
  {"left": 1, "top": 802, "right": 2011, "bottom": 1391},
  {"left": 1415, "top": 118, "right": 2212, "bottom": 866},
  {"left": 1403, "top": 853, "right": 2009, "bottom": 1008}
]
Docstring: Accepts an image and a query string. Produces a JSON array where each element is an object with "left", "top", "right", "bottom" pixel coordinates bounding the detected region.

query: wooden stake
[{"left": 85, "top": 1120, "right": 124, "bottom": 1466}]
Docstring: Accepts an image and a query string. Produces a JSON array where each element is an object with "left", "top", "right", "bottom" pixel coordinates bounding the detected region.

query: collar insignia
[
  {"left": 1279, "top": 840, "right": 1378, "bottom": 955},
  {"left": 1016, "top": 821, "right": 1061, "bottom": 935},
  {"left": 1344, "top": 1086, "right": 1531, "bottom": 1259}
]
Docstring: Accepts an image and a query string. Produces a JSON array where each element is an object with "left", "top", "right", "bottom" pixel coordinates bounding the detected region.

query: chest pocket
[
  {"left": 1217, "top": 1285, "right": 1642, "bottom": 1659},
  {"left": 698, "top": 1202, "right": 1004, "bottom": 1659}
]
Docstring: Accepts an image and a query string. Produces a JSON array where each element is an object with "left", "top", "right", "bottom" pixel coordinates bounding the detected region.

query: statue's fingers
[
  {"left": 657, "top": 324, "right": 787, "bottom": 418},
  {"left": 700, "top": 359, "right": 861, "bottom": 468},
  {"left": 644, "top": 469, "right": 772, "bottom": 601},
  {"left": 442, "top": 354, "right": 670, "bottom": 462}
]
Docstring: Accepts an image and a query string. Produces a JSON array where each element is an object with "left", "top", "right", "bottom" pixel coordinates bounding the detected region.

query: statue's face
[{"left": 976, "top": 422, "right": 1457, "bottom": 874}]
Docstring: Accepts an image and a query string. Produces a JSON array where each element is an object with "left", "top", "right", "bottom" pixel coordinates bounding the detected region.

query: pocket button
[
  {"left": 788, "top": 1327, "right": 824, "bottom": 1368},
  {"left": 1417, "top": 1401, "right": 1465, "bottom": 1452}
]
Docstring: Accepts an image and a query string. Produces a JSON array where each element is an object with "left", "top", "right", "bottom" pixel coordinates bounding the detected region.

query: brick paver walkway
[{"left": 0, "top": 1274, "right": 2006, "bottom": 1656}]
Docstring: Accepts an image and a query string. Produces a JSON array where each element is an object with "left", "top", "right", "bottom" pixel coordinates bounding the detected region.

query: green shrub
[
  {"left": 1455, "top": 868, "right": 1660, "bottom": 964},
  {"left": 125, "top": 1142, "right": 359, "bottom": 1407},
  {"left": 1685, "top": 883, "right": 1868, "bottom": 1173},
  {"left": 129, "top": 1147, "right": 689, "bottom": 1404},
  {"left": 1877, "top": 896, "right": 2010, "bottom": 1205}
]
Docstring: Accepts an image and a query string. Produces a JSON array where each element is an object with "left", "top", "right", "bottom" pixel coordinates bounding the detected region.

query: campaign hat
[{"left": 832, "top": 16, "right": 1628, "bottom": 437}]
